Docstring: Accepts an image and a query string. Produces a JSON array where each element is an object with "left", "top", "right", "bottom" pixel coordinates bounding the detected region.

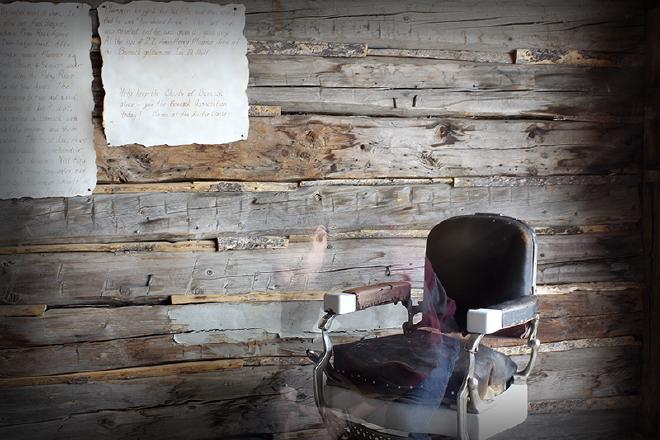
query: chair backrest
[{"left": 425, "top": 213, "right": 536, "bottom": 331}]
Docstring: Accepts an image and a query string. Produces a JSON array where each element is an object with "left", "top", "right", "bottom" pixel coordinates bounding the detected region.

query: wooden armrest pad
[{"left": 343, "top": 281, "right": 411, "bottom": 310}]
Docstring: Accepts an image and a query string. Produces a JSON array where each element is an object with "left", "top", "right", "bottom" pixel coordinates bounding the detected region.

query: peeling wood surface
[
  {"left": 247, "top": 104, "right": 281, "bottom": 117},
  {"left": 0, "top": 183, "right": 641, "bottom": 245},
  {"left": 515, "top": 48, "right": 643, "bottom": 67},
  {"left": 94, "top": 181, "right": 298, "bottom": 194},
  {"left": 248, "top": 40, "right": 367, "bottom": 57},
  {"left": 367, "top": 47, "right": 513, "bottom": 63},
  {"left": 95, "top": 117, "right": 642, "bottom": 183}
]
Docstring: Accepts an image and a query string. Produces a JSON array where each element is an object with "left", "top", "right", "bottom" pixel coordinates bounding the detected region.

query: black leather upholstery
[
  {"left": 426, "top": 214, "right": 535, "bottom": 331},
  {"left": 330, "top": 332, "right": 518, "bottom": 404}
]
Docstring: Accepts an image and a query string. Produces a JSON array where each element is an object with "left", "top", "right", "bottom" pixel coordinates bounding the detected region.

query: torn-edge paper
[
  {"left": 0, "top": 2, "right": 96, "bottom": 199},
  {"left": 98, "top": 1, "right": 250, "bottom": 146}
]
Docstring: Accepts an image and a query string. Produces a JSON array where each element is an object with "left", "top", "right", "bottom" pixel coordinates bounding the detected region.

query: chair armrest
[
  {"left": 323, "top": 281, "right": 411, "bottom": 315},
  {"left": 466, "top": 296, "right": 539, "bottom": 334}
]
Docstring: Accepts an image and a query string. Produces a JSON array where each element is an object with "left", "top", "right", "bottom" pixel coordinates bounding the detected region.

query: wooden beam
[
  {"left": 94, "top": 117, "right": 642, "bottom": 183},
  {"left": 247, "top": 86, "right": 642, "bottom": 121},
  {"left": 240, "top": 1, "right": 644, "bottom": 53},
  {"left": 0, "top": 182, "right": 641, "bottom": 245},
  {"left": 0, "top": 234, "right": 642, "bottom": 305}
]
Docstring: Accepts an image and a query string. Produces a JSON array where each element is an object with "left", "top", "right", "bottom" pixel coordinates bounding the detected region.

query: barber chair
[{"left": 307, "top": 214, "right": 540, "bottom": 440}]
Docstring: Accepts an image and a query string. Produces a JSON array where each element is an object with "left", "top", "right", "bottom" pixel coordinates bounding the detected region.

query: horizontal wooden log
[
  {"left": 0, "top": 234, "right": 642, "bottom": 305},
  {"left": 246, "top": 55, "right": 641, "bottom": 92},
  {"left": 0, "top": 345, "right": 639, "bottom": 437},
  {"left": 515, "top": 48, "right": 643, "bottom": 67},
  {"left": 0, "top": 182, "right": 641, "bottom": 245},
  {"left": 247, "top": 86, "right": 643, "bottom": 121},
  {"left": 0, "top": 390, "right": 319, "bottom": 440},
  {"left": 95, "top": 116, "right": 643, "bottom": 183},
  {"left": 240, "top": 0, "right": 645, "bottom": 52},
  {"left": 0, "top": 285, "right": 642, "bottom": 350}
]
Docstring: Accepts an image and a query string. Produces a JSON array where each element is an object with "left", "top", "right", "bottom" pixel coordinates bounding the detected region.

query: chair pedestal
[{"left": 324, "top": 382, "right": 528, "bottom": 440}]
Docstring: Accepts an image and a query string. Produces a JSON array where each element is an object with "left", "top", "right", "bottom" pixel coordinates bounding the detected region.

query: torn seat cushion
[{"left": 329, "top": 331, "right": 518, "bottom": 406}]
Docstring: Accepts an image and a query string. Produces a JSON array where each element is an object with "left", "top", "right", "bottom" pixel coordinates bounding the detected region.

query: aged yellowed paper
[
  {"left": 98, "top": 2, "right": 249, "bottom": 146},
  {"left": 0, "top": 2, "right": 96, "bottom": 199}
]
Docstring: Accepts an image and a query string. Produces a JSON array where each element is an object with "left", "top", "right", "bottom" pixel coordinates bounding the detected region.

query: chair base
[{"left": 324, "top": 381, "right": 528, "bottom": 440}]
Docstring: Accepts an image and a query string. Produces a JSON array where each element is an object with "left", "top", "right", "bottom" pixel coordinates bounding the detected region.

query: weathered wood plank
[
  {"left": 0, "top": 182, "right": 641, "bottom": 245},
  {"left": 95, "top": 117, "right": 642, "bottom": 183},
  {"left": 240, "top": 0, "right": 645, "bottom": 53},
  {"left": 247, "top": 86, "right": 642, "bottom": 121},
  {"left": 246, "top": 55, "right": 641, "bottom": 92},
  {"left": 0, "top": 234, "right": 642, "bottom": 305},
  {"left": 0, "top": 283, "right": 641, "bottom": 349},
  {"left": 515, "top": 48, "right": 643, "bottom": 67},
  {"left": 0, "top": 359, "right": 243, "bottom": 388},
  {"left": 0, "top": 391, "right": 319, "bottom": 440},
  {"left": 0, "top": 346, "right": 639, "bottom": 438}
]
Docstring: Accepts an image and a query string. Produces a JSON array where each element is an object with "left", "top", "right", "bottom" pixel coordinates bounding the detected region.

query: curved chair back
[{"left": 426, "top": 213, "right": 536, "bottom": 331}]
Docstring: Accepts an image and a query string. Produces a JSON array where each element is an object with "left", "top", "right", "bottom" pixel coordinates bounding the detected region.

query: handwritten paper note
[
  {"left": 98, "top": 2, "right": 249, "bottom": 146},
  {"left": 0, "top": 2, "right": 96, "bottom": 199}
]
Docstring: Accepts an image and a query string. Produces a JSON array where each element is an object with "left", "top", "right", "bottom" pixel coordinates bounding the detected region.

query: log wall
[{"left": 0, "top": 1, "right": 650, "bottom": 438}]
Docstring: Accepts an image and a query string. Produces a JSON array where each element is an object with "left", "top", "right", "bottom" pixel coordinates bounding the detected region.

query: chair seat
[{"left": 329, "top": 331, "right": 518, "bottom": 405}]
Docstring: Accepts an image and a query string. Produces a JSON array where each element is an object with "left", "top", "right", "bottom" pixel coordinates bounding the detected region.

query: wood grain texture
[
  {"left": 246, "top": 55, "right": 641, "bottom": 91},
  {"left": 0, "top": 283, "right": 641, "bottom": 349},
  {"left": 0, "top": 234, "right": 642, "bottom": 305},
  {"left": 0, "top": 347, "right": 638, "bottom": 438},
  {"left": 240, "top": 0, "right": 645, "bottom": 52},
  {"left": 95, "top": 117, "right": 642, "bottom": 183},
  {"left": 247, "top": 86, "right": 642, "bottom": 121},
  {"left": 0, "top": 182, "right": 641, "bottom": 245}
]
